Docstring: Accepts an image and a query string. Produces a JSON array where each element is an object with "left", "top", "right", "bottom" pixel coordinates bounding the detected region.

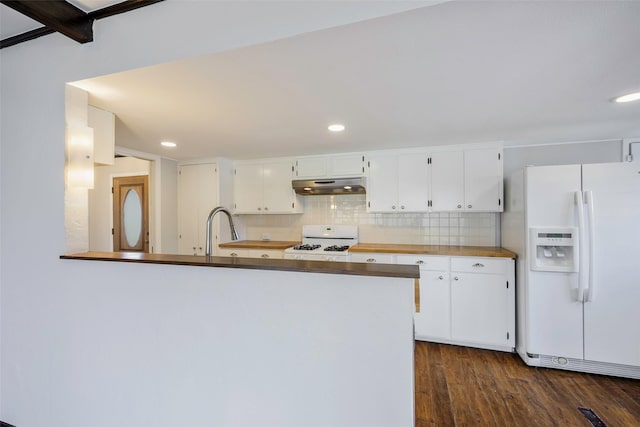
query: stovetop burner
[
  {"left": 292, "top": 244, "right": 321, "bottom": 251},
  {"left": 324, "top": 245, "right": 350, "bottom": 252}
]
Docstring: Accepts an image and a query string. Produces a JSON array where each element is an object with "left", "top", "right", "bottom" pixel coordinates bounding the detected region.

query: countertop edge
[
  {"left": 60, "top": 252, "right": 420, "bottom": 279},
  {"left": 349, "top": 244, "right": 517, "bottom": 259}
]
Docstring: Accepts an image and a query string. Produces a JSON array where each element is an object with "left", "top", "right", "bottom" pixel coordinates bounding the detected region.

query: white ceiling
[{"left": 66, "top": 1, "right": 640, "bottom": 161}]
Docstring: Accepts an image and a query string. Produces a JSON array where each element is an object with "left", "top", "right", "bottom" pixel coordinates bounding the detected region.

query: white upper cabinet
[
  {"left": 366, "top": 152, "right": 429, "bottom": 212},
  {"left": 430, "top": 147, "right": 503, "bottom": 212},
  {"left": 88, "top": 106, "right": 115, "bottom": 165},
  {"left": 464, "top": 148, "right": 503, "bottom": 211},
  {"left": 430, "top": 150, "right": 464, "bottom": 211},
  {"left": 295, "top": 153, "right": 364, "bottom": 179},
  {"left": 234, "top": 159, "right": 302, "bottom": 214}
]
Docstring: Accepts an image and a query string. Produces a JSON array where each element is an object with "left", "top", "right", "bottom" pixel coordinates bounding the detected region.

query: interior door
[
  {"left": 113, "top": 175, "right": 149, "bottom": 252},
  {"left": 583, "top": 162, "right": 640, "bottom": 366}
]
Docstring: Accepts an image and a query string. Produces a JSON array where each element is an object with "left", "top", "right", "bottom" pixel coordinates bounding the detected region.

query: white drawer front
[
  {"left": 248, "top": 249, "right": 283, "bottom": 259},
  {"left": 450, "top": 257, "right": 506, "bottom": 274},
  {"left": 350, "top": 253, "right": 395, "bottom": 264},
  {"left": 218, "top": 248, "right": 249, "bottom": 258},
  {"left": 396, "top": 255, "right": 449, "bottom": 271}
]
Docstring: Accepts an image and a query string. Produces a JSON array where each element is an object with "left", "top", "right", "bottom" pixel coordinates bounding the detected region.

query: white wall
[
  {"left": 503, "top": 139, "right": 622, "bottom": 177},
  {"left": 0, "top": 2, "right": 431, "bottom": 426},
  {"left": 89, "top": 157, "right": 151, "bottom": 251}
]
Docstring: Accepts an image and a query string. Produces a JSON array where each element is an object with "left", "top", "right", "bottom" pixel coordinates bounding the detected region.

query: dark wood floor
[{"left": 414, "top": 342, "right": 640, "bottom": 426}]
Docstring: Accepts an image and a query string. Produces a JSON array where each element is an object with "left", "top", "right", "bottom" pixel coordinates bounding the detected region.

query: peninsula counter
[{"left": 61, "top": 252, "right": 419, "bottom": 427}]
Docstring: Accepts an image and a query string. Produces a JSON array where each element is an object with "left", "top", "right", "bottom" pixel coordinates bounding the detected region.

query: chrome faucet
[{"left": 205, "top": 206, "right": 239, "bottom": 256}]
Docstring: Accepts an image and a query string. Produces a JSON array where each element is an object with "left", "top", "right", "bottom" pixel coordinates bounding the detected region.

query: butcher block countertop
[
  {"left": 349, "top": 243, "right": 516, "bottom": 259},
  {"left": 61, "top": 252, "right": 419, "bottom": 279},
  {"left": 218, "top": 240, "right": 299, "bottom": 250}
]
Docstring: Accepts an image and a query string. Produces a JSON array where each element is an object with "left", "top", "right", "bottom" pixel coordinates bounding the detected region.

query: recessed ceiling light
[
  {"left": 161, "top": 141, "right": 177, "bottom": 147},
  {"left": 328, "top": 124, "right": 345, "bottom": 132},
  {"left": 614, "top": 92, "right": 640, "bottom": 103}
]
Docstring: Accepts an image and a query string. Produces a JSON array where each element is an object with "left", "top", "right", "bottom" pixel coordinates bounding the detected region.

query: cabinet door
[
  {"left": 414, "top": 271, "right": 450, "bottom": 340},
  {"left": 196, "top": 164, "right": 219, "bottom": 254},
  {"left": 178, "top": 165, "right": 198, "bottom": 255},
  {"left": 234, "top": 163, "right": 263, "bottom": 213},
  {"left": 262, "top": 160, "right": 295, "bottom": 213},
  {"left": 430, "top": 151, "right": 464, "bottom": 211},
  {"left": 464, "top": 148, "right": 503, "bottom": 212},
  {"left": 178, "top": 163, "right": 219, "bottom": 255},
  {"left": 88, "top": 106, "right": 115, "bottom": 165},
  {"left": 366, "top": 154, "right": 398, "bottom": 212},
  {"left": 330, "top": 153, "right": 364, "bottom": 177},
  {"left": 295, "top": 157, "right": 327, "bottom": 178},
  {"left": 397, "top": 153, "right": 429, "bottom": 212},
  {"left": 450, "top": 272, "right": 509, "bottom": 346}
]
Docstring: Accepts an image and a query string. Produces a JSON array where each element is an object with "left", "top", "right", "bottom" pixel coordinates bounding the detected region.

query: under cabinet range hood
[{"left": 292, "top": 177, "right": 366, "bottom": 195}]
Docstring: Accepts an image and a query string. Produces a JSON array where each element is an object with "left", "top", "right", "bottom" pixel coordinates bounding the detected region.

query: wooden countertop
[
  {"left": 218, "top": 240, "right": 300, "bottom": 250},
  {"left": 349, "top": 243, "right": 516, "bottom": 259},
  {"left": 61, "top": 252, "right": 420, "bottom": 279}
]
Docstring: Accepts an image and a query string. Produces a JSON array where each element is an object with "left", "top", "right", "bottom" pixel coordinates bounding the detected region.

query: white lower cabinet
[
  {"left": 352, "top": 252, "right": 515, "bottom": 351},
  {"left": 415, "top": 269, "right": 450, "bottom": 340}
]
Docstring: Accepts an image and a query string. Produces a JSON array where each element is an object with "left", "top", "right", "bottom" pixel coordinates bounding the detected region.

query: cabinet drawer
[
  {"left": 349, "top": 253, "right": 395, "bottom": 264},
  {"left": 248, "top": 249, "right": 283, "bottom": 259},
  {"left": 218, "top": 248, "right": 249, "bottom": 258},
  {"left": 396, "top": 255, "right": 449, "bottom": 271},
  {"left": 451, "top": 257, "right": 506, "bottom": 274}
]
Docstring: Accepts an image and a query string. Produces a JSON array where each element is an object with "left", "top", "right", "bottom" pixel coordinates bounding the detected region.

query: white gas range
[{"left": 284, "top": 225, "right": 358, "bottom": 262}]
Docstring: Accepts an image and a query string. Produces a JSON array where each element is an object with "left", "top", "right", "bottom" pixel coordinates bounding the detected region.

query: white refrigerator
[{"left": 502, "top": 162, "right": 640, "bottom": 379}]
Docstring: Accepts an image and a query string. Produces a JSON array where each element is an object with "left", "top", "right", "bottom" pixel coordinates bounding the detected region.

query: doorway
[{"left": 113, "top": 175, "right": 149, "bottom": 252}]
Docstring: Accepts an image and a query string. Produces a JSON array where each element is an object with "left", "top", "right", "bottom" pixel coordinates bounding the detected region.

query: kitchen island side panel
[{"left": 48, "top": 260, "right": 416, "bottom": 427}]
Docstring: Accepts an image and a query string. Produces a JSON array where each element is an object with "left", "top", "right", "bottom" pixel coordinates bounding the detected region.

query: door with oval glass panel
[{"left": 113, "top": 175, "right": 149, "bottom": 252}]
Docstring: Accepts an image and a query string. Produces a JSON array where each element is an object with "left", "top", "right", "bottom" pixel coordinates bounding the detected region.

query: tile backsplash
[{"left": 239, "top": 194, "right": 498, "bottom": 246}]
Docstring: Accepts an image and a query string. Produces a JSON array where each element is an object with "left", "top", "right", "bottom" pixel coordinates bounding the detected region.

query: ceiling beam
[
  {"left": 0, "top": 0, "right": 164, "bottom": 49},
  {"left": 1, "top": 0, "right": 94, "bottom": 43},
  {"left": 88, "top": 0, "right": 164, "bottom": 20}
]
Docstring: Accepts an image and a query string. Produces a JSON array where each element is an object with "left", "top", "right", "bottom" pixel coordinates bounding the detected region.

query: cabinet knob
[
  {"left": 264, "top": 207, "right": 269, "bottom": 211},
  {"left": 401, "top": 205, "right": 405, "bottom": 210},
  {"left": 366, "top": 258, "right": 376, "bottom": 263},
  {"left": 230, "top": 253, "right": 238, "bottom": 257},
  {"left": 472, "top": 263, "right": 485, "bottom": 268},
  {"left": 438, "top": 275, "right": 444, "bottom": 280},
  {"left": 457, "top": 204, "right": 462, "bottom": 209},
  {"left": 416, "top": 260, "right": 424, "bottom": 264},
  {"left": 257, "top": 207, "right": 262, "bottom": 211},
  {"left": 261, "top": 254, "right": 270, "bottom": 258},
  {"left": 392, "top": 205, "right": 396, "bottom": 209},
  {"left": 454, "top": 276, "right": 459, "bottom": 281},
  {"left": 468, "top": 204, "right": 472, "bottom": 208}
]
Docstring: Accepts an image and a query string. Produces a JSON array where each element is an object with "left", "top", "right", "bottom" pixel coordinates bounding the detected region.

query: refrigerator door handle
[
  {"left": 575, "top": 190, "right": 586, "bottom": 302},
  {"left": 585, "top": 190, "right": 595, "bottom": 302}
]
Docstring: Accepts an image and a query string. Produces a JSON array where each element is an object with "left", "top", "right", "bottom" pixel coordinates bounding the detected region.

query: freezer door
[
  {"left": 582, "top": 162, "right": 640, "bottom": 367},
  {"left": 525, "top": 165, "right": 583, "bottom": 359}
]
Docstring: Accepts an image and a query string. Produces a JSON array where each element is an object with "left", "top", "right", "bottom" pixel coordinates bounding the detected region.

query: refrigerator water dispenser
[{"left": 529, "top": 228, "right": 578, "bottom": 272}]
